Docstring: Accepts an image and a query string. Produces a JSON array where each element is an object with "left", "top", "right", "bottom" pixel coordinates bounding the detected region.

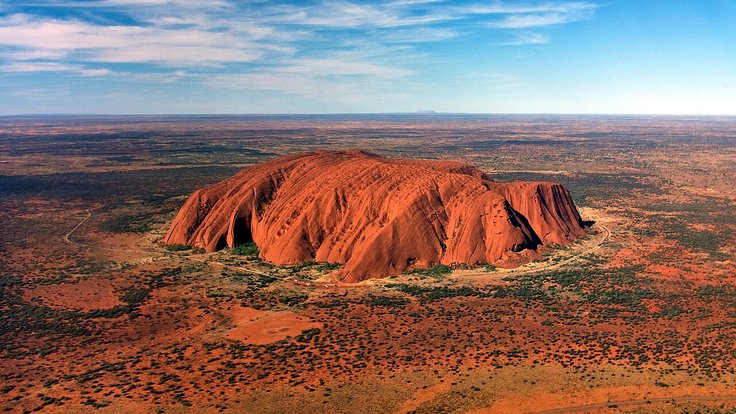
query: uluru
[{"left": 164, "top": 150, "right": 587, "bottom": 282}]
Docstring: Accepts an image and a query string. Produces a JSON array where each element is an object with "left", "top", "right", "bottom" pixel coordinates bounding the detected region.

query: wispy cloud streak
[{"left": 0, "top": 0, "right": 599, "bottom": 103}]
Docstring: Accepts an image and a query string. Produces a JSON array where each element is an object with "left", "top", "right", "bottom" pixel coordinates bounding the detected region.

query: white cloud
[
  {"left": 262, "top": 1, "right": 597, "bottom": 30},
  {"left": 277, "top": 58, "right": 413, "bottom": 78},
  {"left": 207, "top": 71, "right": 410, "bottom": 106},
  {"left": 6, "top": 49, "right": 67, "bottom": 60},
  {"left": 0, "top": 61, "right": 129, "bottom": 77},
  {"left": 485, "top": 3, "right": 598, "bottom": 28},
  {"left": 0, "top": 14, "right": 271, "bottom": 66},
  {"left": 382, "top": 27, "right": 458, "bottom": 43},
  {"left": 29, "top": 0, "right": 231, "bottom": 9},
  {"left": 0, "top": 61, "right": 80, "bottom": 72},
  {"left": 98, "top": 0, "right": 228, "bottom": 5},
  {"left": 387, "top": 0, "right": 443, "bottom": 5},
  {"left": 490, "top": 13, "right": 577, "bottom": 28},
  {"left": 0, "top": 0, "right": 600, "bottom": 109},
  {"left": 132, "top": 70, "right": 189, "bottom": 83},
  {"left": 79, "top": 68, "right": 129, "bottom": 76},
  {"left": 0, "top": 1, "right": 600, "bottom": 72},
  {"left": 461, "top": 2, "right": 597, "bottom": 16},
  {"left": 262, "top": 2, "right": 450, "bottom": 29},
  {"left": 499, "top": 31, "right": 550, "bottom": 45},
  {"left": 94, "top": 45, "right": 261, "bottom": 66}
]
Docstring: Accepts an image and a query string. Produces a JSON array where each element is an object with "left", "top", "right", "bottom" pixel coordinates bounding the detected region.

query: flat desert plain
[{"left": 1, "top": 115, "right": 734, "bottom": 413}]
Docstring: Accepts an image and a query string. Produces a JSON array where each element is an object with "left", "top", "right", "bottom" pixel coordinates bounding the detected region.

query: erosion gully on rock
[{"left": 164, "top": 150, "right": 587, "bottom": 282}]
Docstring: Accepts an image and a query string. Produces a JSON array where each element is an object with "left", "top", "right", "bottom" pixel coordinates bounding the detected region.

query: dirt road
[{"left": 63, "top": 208, "right": 92, "bottom": 247}]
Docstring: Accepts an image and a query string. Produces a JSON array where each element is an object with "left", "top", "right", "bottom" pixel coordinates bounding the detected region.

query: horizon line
[{"left": 2, "top": 112, "right": 736, "bottom": 118}]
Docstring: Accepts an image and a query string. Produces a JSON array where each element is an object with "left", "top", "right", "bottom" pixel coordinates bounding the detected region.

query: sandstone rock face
[{"left": 164, "top": 150, "right": 587, "bottom": 282}]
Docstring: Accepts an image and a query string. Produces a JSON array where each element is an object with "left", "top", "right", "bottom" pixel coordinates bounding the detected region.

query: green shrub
[
  {"left": 165, "top": 244, "right": 191, "bottom": 252},
  {"left": 409, "top": 264, "right": 452, "bottom": 277},
  {"left": 231, "top": 242, "right": 258, "bottom": 256},
  {"left": 366, "top": 295, "right": 410, "bottom": 307},
  {"left": 100, "top": 213, "right": 154, "bottom": 233},
  {"left": 315, "top": 262, "right": 341, "bottom": 272}
]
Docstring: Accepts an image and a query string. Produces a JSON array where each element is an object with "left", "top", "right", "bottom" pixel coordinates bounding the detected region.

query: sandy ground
[
  {"left": 472, "top": 384, "right": 736, "bottom": 414},
  {"left": 22, "top": 279, "right": 124, "bottom": 311},
  {"left": 224, "top": 305, "right": 322, "bottom": 345}
]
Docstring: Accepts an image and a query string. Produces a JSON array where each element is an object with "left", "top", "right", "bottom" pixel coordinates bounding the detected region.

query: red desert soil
[
  {"left": 472, "top": 384, "right": 736, "bottom": 414},
  {"left": 22, "top": 279, "right": 124, "bottom": 311},
  {"left": 164, "top": 150, "right": 586, "bottom": 282},
  {"left": 224, "top": 305, "right": 321, "bottom": 345}
]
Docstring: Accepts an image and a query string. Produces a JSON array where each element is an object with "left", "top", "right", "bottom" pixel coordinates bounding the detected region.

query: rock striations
[{"left": 164, "top": 150, "right": 587, "bottom": 282}]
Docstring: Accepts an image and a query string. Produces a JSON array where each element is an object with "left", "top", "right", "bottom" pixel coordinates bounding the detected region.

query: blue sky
[{"left": 0, "top": 0, "right": 734, "bottom": 114}]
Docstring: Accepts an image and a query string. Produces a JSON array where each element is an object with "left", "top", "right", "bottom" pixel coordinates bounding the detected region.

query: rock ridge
[{"left": 164, "top": 150, "right": 587, "bottom": 282}]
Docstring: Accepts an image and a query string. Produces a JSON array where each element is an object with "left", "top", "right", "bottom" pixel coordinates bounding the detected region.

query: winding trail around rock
[
  {"left": 185, "top": 255, "right": 286, "bottom": 280},
  {"left": 63, "top": 207, "right": 165, "bottom": 262},
  {"left": 453, "top": 223, "right": 611, "bottom": 281},
  {"left": 63, "top": 204, "right": 609, "bottom": 285},
  {"left": 503, "top": 223, "right": 611, "bottom": 276},
  {"left": 176, "top": 223, "right": 612, "bottom": 285},
  {"left": 63, "top": 207, "right": 300, "bottom": 282}
]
